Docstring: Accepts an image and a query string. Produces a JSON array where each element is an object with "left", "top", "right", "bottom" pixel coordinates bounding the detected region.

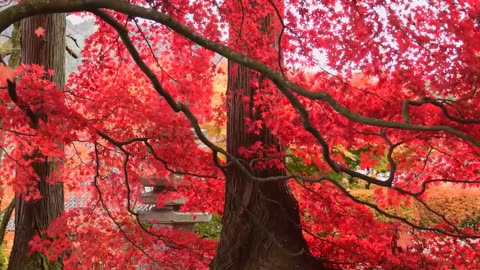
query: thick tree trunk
[
  {"left": 211, "top": 1, "right": 324, "bottom": 269},
  {"left": 210, "top": 62, "right": 325, "bottom": 270},
  {"left": 8, "top": 14, "right": 66, "bottom": 270}
]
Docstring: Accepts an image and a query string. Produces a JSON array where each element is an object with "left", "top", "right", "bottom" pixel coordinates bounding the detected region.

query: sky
[{"left": 67, "top": 14, "right": 93, "bottom": 25}]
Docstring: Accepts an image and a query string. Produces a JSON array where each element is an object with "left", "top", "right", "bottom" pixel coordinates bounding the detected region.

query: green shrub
[
  {"left": 0, "top": 245, "right": 8, "bottom": 270},
  {"left": 460, "top": 215, "right": 480, "bottom": 232},
  {"left": 195, "top": 214, "right": 222, "bottom": 240}
]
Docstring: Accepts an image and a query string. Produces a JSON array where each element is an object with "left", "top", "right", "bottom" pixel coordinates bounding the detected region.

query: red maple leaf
[{"left": 34, "top": 27, "right": 45, "bottom": 37}]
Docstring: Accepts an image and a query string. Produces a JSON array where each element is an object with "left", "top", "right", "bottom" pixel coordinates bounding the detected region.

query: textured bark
[
  {"left": 210, "top": 61, "right": 325, "bottom": 270},
  {"left": 8, "top": 14, "right": 66, "bottom": 270},
  {"left": 210, "top": 2, "right": 325, "bottom": 268}
]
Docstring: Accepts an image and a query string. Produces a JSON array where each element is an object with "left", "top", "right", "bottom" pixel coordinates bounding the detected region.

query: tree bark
[
  {"left": 8, "top": 13, "right": 66, "bottom": 270},
  {"left": 210, "top": 1, "right": 325, "bottom": 269},
  {"left": 210, "top": 63, "right": 325, "bottom": 270}
]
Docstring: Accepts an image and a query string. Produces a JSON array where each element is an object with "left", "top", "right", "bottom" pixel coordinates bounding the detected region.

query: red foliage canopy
[{"left": 1, "top": 0, "right": 480, "bottom": 269}]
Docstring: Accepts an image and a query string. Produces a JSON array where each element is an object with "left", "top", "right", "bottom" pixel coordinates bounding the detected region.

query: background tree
[{"left": 7, "top": 13, "right": 66, "bottom": 269}]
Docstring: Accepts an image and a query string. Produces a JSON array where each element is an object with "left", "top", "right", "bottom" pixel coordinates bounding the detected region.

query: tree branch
[{"left": 0, "top": 0, "right": 479, "bottom": 148}]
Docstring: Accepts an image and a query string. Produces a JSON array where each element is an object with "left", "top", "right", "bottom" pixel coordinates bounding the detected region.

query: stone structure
[{"left": 138, "top": 176, "right": 212, "bottom": 231}]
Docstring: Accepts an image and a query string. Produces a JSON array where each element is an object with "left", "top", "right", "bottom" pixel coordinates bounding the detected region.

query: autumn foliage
[{"left": 1, "top": 0, "right": 480, "bottom": 269}]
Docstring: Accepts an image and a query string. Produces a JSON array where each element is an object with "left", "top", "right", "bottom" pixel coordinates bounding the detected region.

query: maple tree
[{"left": 0, "top": 0, "right": 480, "bottom": 269}]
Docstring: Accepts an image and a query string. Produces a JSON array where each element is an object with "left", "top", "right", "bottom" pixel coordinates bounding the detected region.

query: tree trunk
[
  {"left": 211, "top": 1, "right": 325, "bottom": 269},
  {"left": 8, "top": 13, "right": 66, "bottom": 270},
  {"left": 210, "top": 61, "right": 325, "bottom": 269}
]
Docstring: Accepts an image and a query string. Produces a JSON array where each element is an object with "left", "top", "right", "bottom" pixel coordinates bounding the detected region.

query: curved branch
[
  {"left": 93, "top": 142, "right": 160, "bottom": 265},
  {"left": 0, "top": 0, "right": 479, "bottom": 147},
  {"left": 0, "top": 0, "right": 478, "bottom": 190},
  {"left": 307, "top": 179, "right": 480, "bottom": 239},
  {"left": 404, "top": 97, "right": 480, "bottom": 124},
  {"left": 7, "top": 80, "right": 39, "bottom": 128},
  {"left": 92, "top": 9, "right": 382, "bottom": 188}
]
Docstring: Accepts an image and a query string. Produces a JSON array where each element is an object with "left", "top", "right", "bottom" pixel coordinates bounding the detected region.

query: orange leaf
[{"left": 34, "top": 27, "right": 45, "bottom": 37}]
